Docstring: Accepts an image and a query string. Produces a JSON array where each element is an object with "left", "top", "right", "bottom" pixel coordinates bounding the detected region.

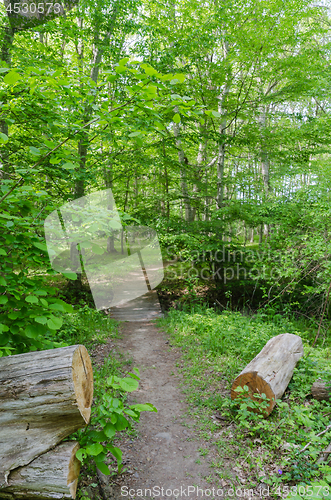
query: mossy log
[
  {"left": 0, "top": 345, "right": 93, "bottom": 487},
  {"left": 231, "top": 333, "right": 304, "bottom": 416},
  {"left": 0, "top": 442, "right": 81, "bottom": 499}
]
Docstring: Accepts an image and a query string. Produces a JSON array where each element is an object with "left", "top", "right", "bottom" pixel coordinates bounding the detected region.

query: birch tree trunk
[
  {"left": 216, "top": 38, "right": 231, "bottom": 210},
  {"left": 173, "top": 106, "right": 192, "bottom": 222}
]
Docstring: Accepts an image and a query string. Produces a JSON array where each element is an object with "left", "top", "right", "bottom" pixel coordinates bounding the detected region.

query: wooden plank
[{"left": 108, "top": 290, "right": 163, "bottom": 322}]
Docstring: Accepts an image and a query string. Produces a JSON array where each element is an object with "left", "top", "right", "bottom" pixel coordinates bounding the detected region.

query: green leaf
[
  {"left": 173, "top": 73, "right": 186, "bottom": 83},
  {"left": 62, "top": 162, "right": 75, "bottom": 170},
  {"left": 107, "top": 74, "right": 117, "bottom": 82},
  {"left": 10, "top": 324, "right": 19, "bottom": 334},
  {"left": 108, "top": 220, "right": 122, "bottom": 230},
  {"left": 130, "top": 403, "right": 157, "bottom": 412},
  {"left": 25, "top": 295, "right": 38, "bottom": 304},
  {"left": 95, "top": 461, "right": 110, "bottom": 476},
  {"left": 115, "top": 414, "right": 129, "bottom": 431},
  {"left": 91, "top": 244, "right": 104, "bottom": 255},
  {"left": 0, "top": 68, "right": 9, "bottom": 74},
  {"left": 29, "top": 146, "right": 41, "bottom": 156},
  {"left": 0, "top": 277, "right": 7, "bottom": 286},
  {"left": 0, "top": 296, "right": 8, "bottom": 305},
  {"left": 129, "top": 131, "right": 141, "bottom": 137},
  {"left": 25, "top": 325, "right": 38, "bottom": 338},
  {"left": 211, "top": 110, "right": 221, "bottom": 118},
  {"left": 0, "top": 133, "right": 8, "bottom": 143},
  {"left": 47, "top": 316, "right": 63, "bottom": 330},
  {"left": 75, "top": 449, "right": 86, "bottom": 462},
  {"left": 108, "top": 446, "right": 122, "bottom": 462},
  {"left": 0, "top": 249, "right": 7, "bottom": 256},
  {"left": 173, "top": 113, "right": 181, "bottom": 123},
  {"left": 49, "top": 303, "right": 66, "bottom": 312},
  {"left": 124, "top": 409, "right": 138, "bottom": 418},
  {"left": 104, "top": 422, "right": 116, "bottom": 439},
  {"left": 62, "top": 272, "right": 77, "bottom": 280},
  {"left": 35, "top": 316, "right": 48, "bottom": 325},
  {"left": 86, "top": 443, "right": 104, "bottom": 456},
  {"left": 4, "top": 71, "right": 20, "bottom": 85},
  {"left": 119, "top": 378, "right": 139, "bottom": 392},
  {"left": 141, "top": 63, "right": 158, "bottom": 76},
  {"left": 33, "top": 242, "right": 48, "bottom": 252}
]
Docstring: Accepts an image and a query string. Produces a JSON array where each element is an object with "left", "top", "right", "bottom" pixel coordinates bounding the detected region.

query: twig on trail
[{"left": 299, "top": 424, "right": 331, "bottom": 453}]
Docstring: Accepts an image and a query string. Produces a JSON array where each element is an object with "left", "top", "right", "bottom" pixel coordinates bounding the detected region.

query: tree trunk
[
  {"left": 216, "top": 38, "right": 231, "bottom": 210},
  {"left": 0, "top": 442, "right": 81, "bottom": 499},
  {"left": 173, "top": 106, "right": 192, "bottom": 222},
  {"left": 74, "top": 9, "right": 118, "bottom": 201},
  {"left": 259, "top": 103, "right": 270, "bottom": 239},
  {"left": 103, "top": 161, "right": 117, "bottom": 253},
  {"left": 231, "top": 333, "right": 304, "bottom": 416},
  {"left": 0, "top": 345, "right": 93, "bottom": 487},
  {"left": 311, "top": 380, "right": 331, "bottom": 401}
]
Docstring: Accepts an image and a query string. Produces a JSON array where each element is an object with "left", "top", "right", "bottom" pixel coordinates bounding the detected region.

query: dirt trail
[{"left": 109, "top": 318, "right": 214, "bottom": 500}]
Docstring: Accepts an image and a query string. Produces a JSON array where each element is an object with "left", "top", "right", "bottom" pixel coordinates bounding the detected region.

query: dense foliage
[{"left": 2, "top": 0, "right": 331, "bottom": 492}]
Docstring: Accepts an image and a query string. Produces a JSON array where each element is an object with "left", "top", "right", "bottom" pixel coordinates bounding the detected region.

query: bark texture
[
  {"left": 311, "top": 380, "right": 331, "bottom": 401},
  {"left": 231, "top": 333, "right": 304, "bottom": 416},
  {"left": 0, "top": 442, "right": 81, "bottom": 499},
  {"left": 0, "top": 345, "right": 93, "bottom": 487}
]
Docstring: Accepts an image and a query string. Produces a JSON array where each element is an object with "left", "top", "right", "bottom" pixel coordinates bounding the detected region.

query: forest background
[{"left": 2, "top": 0, "right": 331, "bottom": 492}]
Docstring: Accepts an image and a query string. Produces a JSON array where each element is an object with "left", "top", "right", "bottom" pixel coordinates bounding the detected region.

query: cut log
[
  {"left": 231, "top": 333, "right": 304, "bottom": 416},
  {"left": 311, "top": 380, "right": 331, "bottom": 401},
  {"left": 0, "top": 441, "right": 81, "bottom": 499},
  {"left": 0, "top": 345, "right": 93, "bottom": 487}
]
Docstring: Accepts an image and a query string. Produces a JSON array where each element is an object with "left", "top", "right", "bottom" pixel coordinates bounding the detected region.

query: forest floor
[{"left": 81, "top": 316, "right": 273, "bottom": 500}]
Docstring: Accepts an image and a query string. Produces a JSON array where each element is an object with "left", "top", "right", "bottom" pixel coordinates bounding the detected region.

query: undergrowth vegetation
[
  {"left": 50, "top": 306, "right": 157, "bottom": 498},
  {"left": 159, "top": 305, "right": 331, "bottom": 495}
]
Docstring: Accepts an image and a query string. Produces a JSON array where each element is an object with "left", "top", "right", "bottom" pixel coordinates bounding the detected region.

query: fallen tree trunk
[
  {"left": 311, "top": 380, "right": 331, "bottom": 401},
  {"left": 0, "top": 441, "right": 81, "bottom": 499},
  {"left": 231, "top": 333, "right": 304, "bottom": 416},
  {"left": 0, "top": 345, "right": 93, "bottom": 487}
]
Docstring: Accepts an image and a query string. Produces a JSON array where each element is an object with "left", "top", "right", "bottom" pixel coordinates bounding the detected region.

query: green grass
[
  {"left": 52, "top": 305, "right": 119, "bottom": 348},
  {"left": 158, "top": 305, "right": 331, "bottom": 489}
]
